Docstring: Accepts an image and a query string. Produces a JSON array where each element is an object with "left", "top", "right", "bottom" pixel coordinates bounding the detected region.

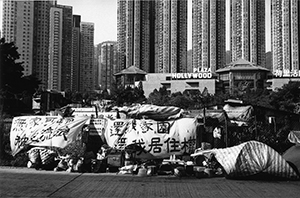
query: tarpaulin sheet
[
  {"left": 283, "top": 145, "right": 300, "bottom": 174},
  {"left": 192, "top": 141, "right": 299, "bottom": 180},
  {"left": 196, "top": 110, "right": 227, "bottom": 123},
  {"left": 283, "top": 131, "right": 300, "bottom": 174},
  {"left": 223, "top": 104, "right": 253, "bottom": 122},
  {"left": 126, "top": 104, "right": 183, "bottom": 120}
]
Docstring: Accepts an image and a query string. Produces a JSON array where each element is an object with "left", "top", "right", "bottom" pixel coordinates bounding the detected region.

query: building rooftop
[
  {"left": 115, "top": 65, "right": 147, "bottom": 76},
  {"left": 216, "top": 59, "right": 270, "bottom": 73}
]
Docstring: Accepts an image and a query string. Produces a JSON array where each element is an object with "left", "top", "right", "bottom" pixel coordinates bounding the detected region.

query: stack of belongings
[
  {"left": 192, "top": 141, "right": 299, "bottom": 180},
  {"left": 192, "top": 152, "right": 223, "bottom": 178},
  {"left": 27, "top": 147, "right": 58, "bottom": 170},
  {"left": 27, "top": 147, "right": 42, "bottom": 169}
]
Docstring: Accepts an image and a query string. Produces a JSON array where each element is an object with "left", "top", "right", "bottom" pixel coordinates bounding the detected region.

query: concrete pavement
[{"left": 1, "top": 167, "right": 300, "bottom": 198}]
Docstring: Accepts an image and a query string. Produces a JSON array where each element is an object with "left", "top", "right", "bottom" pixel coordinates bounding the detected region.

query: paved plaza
[{"left": 1, "top": 167, "right": 300, "bottom": 198}]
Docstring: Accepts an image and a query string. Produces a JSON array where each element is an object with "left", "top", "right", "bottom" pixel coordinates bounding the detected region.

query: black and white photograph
[{"left": 1, "top": 0, "right": 300, "bottom": 197}]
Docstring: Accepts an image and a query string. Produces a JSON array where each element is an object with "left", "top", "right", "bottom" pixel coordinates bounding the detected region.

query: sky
[{"left": 0, "top": 0, "right": 271, "bottom": 51}]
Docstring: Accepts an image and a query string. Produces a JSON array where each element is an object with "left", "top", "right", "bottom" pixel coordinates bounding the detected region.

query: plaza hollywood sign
[{"left": 171, "top": 68, "right": 212, "bottom": 80}]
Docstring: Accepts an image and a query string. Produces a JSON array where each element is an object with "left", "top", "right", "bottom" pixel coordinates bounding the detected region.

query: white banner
[
  {"left": 104, "top": 118, "right": 197, "bottom": 159},
  {"left": 223, "top": 104, "right": 253, "bottom": 121},
  {"left": 10, "top": 116, "right": 90, "bottom": 156},
  {"left": 72, "top": 107, "right": 117, "bottom": 119}
]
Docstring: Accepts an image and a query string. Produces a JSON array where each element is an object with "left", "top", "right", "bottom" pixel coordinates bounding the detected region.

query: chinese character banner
[
  {"left": 104, "top": 118, "right": 197, "bottom": 159},
  {"left": 10, "top": 116, "right": 90, "bottom": 156}
]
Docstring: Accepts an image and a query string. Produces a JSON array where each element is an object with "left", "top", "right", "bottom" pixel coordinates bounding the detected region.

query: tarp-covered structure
[
  {"left": 195, "top": 109, "right": 227, "bottom": 124},
  {"left": 192, "top": 141, "right": 299, "bottom": 180},
  {"left": 194, "top": 104, "right": 254, "bottom": 127},
  {"left": 114, "top": 104, "right": 184, "bottom": 121},
  {"left": 282, "top": 131, "right": 300, "bottom": 174},
  {"left": 89, "top": 104, "right": 198, "bottom": 159}
]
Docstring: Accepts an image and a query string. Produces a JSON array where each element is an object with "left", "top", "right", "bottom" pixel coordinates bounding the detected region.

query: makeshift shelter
[
  {"left": 192, "top": 141, "right": 299, "bottom": 180},
  {"left": 194, "top": 109, "right": 229, "bottom": 148},
  {"left": 195, "top": 109, "right": 228, "bottom": 124}
]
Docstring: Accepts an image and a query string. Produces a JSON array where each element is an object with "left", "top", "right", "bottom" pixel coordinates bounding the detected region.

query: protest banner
[
  {"left": 10, "top": 116, "right": 90, "bottom": 156},
  {"left": 104, "top": 118, "right": 197, "bottom": 159}
]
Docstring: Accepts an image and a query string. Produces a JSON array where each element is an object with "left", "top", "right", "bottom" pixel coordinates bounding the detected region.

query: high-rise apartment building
[
  {"left": 117, "top": 0, "right": 187, "bottom": 74},
  {"left": 2, "top": 0, "right": 35, "bottom": 76},
  {"left": 272, "top": 0, "right": 300, "bottom": 73},
  {"left": 155, "top": 0, "right": 188, "bottom": 73},
  {"left": 56, "top": 5, "right": 73, "bottom": 91},
  {"left": 2, "top": 0, "right": 56, "bottom": 88},
  {"left": 71, "top": 15, "right": 81, "bottom": 92},
  {"left": 80, "top": 22, "right": 95, "bottom": 92},
  {"left": 230, "top": 0, "right": 265, "bottom": 67},
  {"left": 33, "top": 1, "right": 56, "bottom": 89},
  {"left": 117, "top": 0, "right": 127, "bottom": 73},
  {"left": 192, "top": 0, "right": 226, "bottom": 73},
  {"left": 48, "top": 7, "right": 63, "bottom": 91},
  {"left": 96, "top": 41, "right": 117, "bottom": 91},
  {"left": 1, "top": 0, "right": 98, "bottom": 92},
  {"left": 117, "top": 0, "right": 155, "bottom": 73}
]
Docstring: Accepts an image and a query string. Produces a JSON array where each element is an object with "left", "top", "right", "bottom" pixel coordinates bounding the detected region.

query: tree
[
  {"left": 109, "top": 80, "right": 146, "bottom": 106},
  {"left": 239, "top": 88, "right": 272, "bottom": 109},
  {"left": 0, "top": 38, "right": 24, "bottom": 93},
  {"left": 147, "top": 86, "right": 170, "bottom": 106},
  {"left": 133, "top": 81, "right": 146, "bottom": 104},
  {"left": 269, "top": 81, "right": 300, "bottom": 113},
  {"left": 168, "top": 92, "right": 191, "bottom": 109},
  {"left": 0, "top": 38, "right": 25, "bottom": 159},
  {"left": 20, "top": 75, "right": 41, "bottom": 95},
  {"left": 0, "top": 38, "right": 41, "bottom": 114}
]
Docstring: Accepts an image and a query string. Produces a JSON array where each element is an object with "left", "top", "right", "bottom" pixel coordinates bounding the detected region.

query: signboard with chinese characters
[
  {"left": 171, "top": 68, "right": 212, "bottom": 79},
  {"left": 104, "top": 118, "right": 197, "bottom": 159},
  {"left": 274, "top": 69, "right": 300, "bottom": 78},
  {"left": 10, "top": 116, "right": 89, "bottom": 156}
]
